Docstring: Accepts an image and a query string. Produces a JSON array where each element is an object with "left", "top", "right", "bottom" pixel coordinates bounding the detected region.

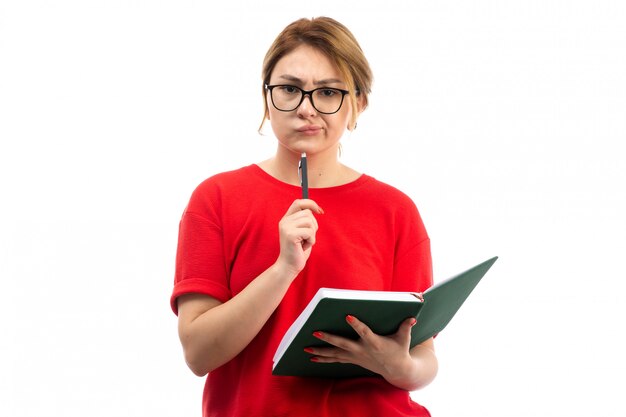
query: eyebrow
[{"left": 277, "top": 74, "right": 344, "bottom": 86}]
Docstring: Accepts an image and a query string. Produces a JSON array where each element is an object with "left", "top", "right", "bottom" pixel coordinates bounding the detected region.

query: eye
[
  {"left": 278, "top": 85, "right": 299, "bottom": 95},
  {"left": 318, "top": 88, "right": 339, "bottom": 97}
]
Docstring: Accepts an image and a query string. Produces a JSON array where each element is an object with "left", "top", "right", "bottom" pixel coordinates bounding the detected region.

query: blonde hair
[{"left": 259, "top": 17, "right": 373, "bottom": 132}]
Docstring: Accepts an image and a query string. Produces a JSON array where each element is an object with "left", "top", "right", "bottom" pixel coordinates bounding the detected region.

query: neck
[{"left": 259, "top": 145, "right": 358, "bottom": 188}]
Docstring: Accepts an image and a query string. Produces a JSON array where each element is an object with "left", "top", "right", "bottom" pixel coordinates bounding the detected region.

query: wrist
[
  {"left": 384, "top": 344, "right": 438, "bottom": 391},
  {"left": 382, "top": 354, "right": 419, "bottom": 390},
  {"left": 270, "top": 259, "right": 301, "bottom": 284}
]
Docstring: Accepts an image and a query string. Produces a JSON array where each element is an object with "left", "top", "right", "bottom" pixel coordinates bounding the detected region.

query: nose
[{"left": 297, "top": 93, "right": 317, "bottom": 117}]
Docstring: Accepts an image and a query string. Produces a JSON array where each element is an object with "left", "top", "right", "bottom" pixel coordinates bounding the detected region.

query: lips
[{"left": 297, "top": 125, "right": 322, "bottom": 134}]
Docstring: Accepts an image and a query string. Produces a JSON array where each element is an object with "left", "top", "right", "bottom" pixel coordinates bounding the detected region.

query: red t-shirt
[{"left": 171, "top": 165, "right": 433, "bottom": 417}]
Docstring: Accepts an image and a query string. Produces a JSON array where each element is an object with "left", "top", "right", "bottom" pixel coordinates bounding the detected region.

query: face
[{"left": 266, "top": 44, "right": 359, "bottom": 159}]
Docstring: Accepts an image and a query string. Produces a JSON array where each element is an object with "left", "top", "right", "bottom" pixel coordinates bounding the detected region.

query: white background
[{"left": 1, "top": 1, "right": 625, "bottom": 416}]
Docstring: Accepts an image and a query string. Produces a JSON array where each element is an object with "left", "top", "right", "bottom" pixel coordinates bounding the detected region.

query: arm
[{"left": 177, "top": 199, "right": 323, "bottom": 376}]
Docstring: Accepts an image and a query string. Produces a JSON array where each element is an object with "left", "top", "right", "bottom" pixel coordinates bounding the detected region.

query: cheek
[
  {"left": 268, "top": 109, "right": 282, "bottom": 124},
  {"left": 268, "top": 112, "right": 290, "bottom": 137},
  {"left": 333, "top": 110, "right": 353, "bottom": 131},
  {"left": 338, "top": 103, "right": 354, "bottom": 128}
]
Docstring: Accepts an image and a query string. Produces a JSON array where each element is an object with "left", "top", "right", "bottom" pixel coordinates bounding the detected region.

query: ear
[
  {"left": 347, "top": 94, "right": 366, "bottom": 131},
  {"left": 264, "top": 95, "right": 271, "bottom": 121},
  {"left": 356, "top": 93, "right": 366, "bottom": 114}
]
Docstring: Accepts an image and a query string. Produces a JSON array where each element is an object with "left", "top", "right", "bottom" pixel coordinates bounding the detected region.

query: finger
[
  {"left": 403, "top": 317, "right": 418, "bottom": 329},
  {"left": 309, "top": 355, "right": 353, "bottom": 364},
  {"left": 285, "top": 199, "right": 324, "bottom": 216},
  {"left": 304, "top": 346, "right": 354, "bottom": 364},
  {"left": 303, "top": 346, "right": 342, "bottom": 358},
  {"left": 394, "top": 317, "right": 417, "bottom": 345},
  {"left": 312, "top": 330, "right": 359, "bottom": 352},
  {"left": 300, "top": 230, "right": 316, "bottom": 250},
  {"left": 345, "top": 315, "right": 376, "bottom": 343},
  {"left": 280, "top": 213, "right": 319, "bottom": 242},
  {"left": 287, "top": 210, "right": 319, "bottom": 230}
]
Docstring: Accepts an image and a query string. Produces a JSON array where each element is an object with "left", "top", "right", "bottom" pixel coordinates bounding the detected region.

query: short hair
[{"left": 260, "top": 17, "right": 373, "bottom": 131}]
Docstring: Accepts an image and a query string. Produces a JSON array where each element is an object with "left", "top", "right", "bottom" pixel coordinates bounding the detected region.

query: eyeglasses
[{"left": 265, "top": 84, "right": 350, "bottom": 115}]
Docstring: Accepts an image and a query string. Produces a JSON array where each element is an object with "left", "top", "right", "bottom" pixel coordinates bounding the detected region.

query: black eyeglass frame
[{"left": 265, "top": 84, "right": 351, "bottom": 115}]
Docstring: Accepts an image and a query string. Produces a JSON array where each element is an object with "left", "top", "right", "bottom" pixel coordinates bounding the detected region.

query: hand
[
  {"left": 275, "top": 199, "right": 324, "bottom": 278},
  {"left": 305, "top": 315, "right": 418, "bottom": 381}
]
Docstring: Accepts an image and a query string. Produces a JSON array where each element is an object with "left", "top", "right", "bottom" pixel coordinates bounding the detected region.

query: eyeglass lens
[{"left": 270, "top": 86, "right": 345, "bottom": 114}]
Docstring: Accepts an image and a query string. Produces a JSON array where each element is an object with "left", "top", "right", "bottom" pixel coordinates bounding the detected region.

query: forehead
[{"left": 271, "top": 44, "right": 344, "bottom": 85}]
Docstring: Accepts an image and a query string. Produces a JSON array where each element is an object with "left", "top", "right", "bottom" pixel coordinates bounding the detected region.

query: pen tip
[{"left": 301, "top": 152, "right": 306, "bottom": 158}]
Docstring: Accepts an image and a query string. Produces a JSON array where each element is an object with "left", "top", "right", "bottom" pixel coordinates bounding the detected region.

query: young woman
[{"left": 171, "top": 17, "right": 438, "bottom": 417}]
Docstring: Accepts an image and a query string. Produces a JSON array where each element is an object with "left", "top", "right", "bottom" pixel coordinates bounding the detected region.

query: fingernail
[
  {"left": 410, "top": 318, "right": 417, "bottom": 327},
  {"left": 310, "top": 357, "right": 320, "bottom": 362},
  {"left": 317, "top": 206, "right": 325, "bottom": 214},
  {"left": 303, "top": 347, "right": 315, "bottom": 354},
  {"left": 346, "top": 315, "right": 356, "bottom": 324},
  {"left": 312, "top": 331, "right": 323, "bottom": 339}
]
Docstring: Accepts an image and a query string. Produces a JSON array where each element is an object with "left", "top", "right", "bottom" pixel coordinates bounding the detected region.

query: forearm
[
  {"left": 179, "top": 262, "right": 296, "bottom": 376},
  {"left": 383, "top": 338, "right": 438, "bottom": 391}
]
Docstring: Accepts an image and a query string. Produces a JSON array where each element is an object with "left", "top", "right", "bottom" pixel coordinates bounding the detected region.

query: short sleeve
[
  {"left": 392, "top": 237, "right": 432, "bottom": 293},
  {"left": 391, "top": 199, "right": 433, "bottom": 293},
  {"left": 170, "top": 209, "right": 232, "bottom": 315}
]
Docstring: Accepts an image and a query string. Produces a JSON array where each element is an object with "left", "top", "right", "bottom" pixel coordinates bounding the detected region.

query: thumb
[{"left": 398, "top": 317, "right": 417, "bottom": 342}]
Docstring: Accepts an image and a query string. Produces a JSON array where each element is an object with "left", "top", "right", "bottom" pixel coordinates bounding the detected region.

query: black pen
[{"left": 299, "top": 152, "right": 309, "bottom": 199}]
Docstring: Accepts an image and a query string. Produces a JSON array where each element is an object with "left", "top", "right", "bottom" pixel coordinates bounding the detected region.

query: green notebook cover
[{"left": 272, "top": 256, "right": 498, "bottom": 378}]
